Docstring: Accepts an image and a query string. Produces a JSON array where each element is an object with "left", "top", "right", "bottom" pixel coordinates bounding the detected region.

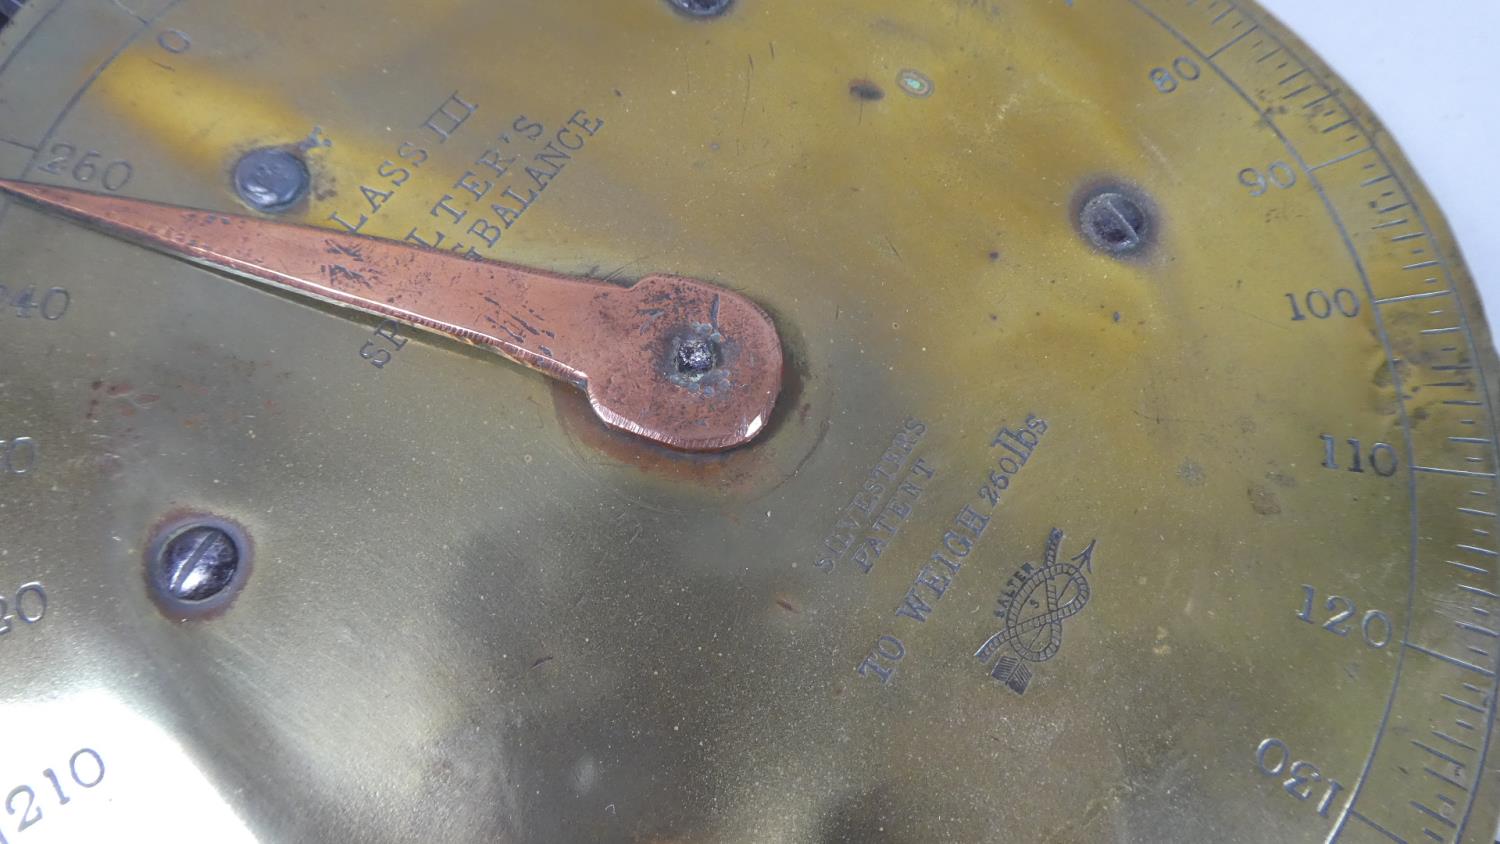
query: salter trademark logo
[{"left": 974, "top": 528, "right": 1098, "bottom": 695}]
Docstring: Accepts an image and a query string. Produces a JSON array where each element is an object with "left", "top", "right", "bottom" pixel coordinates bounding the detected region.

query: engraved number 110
[{"left": 1321, "top": 434, "right": 1398, "bottom": 477}]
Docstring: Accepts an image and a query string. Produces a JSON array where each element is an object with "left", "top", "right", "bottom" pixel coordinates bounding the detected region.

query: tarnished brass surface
[{"left": 0, "top": 1, "right": 1496, "bottom": 842}]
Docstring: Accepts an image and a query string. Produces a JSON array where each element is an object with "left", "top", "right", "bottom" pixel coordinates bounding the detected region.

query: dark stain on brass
[{"left": 849, "top": 80, "right": 885, "bottom": 101}]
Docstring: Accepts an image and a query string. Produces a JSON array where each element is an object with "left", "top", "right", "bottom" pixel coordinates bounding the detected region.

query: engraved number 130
[{"left": 1256, "top": 738, "right": 1345, "bottom": 819}]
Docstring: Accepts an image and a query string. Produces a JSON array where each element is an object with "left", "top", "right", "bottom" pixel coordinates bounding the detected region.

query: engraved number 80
[{"left": 1150, "top": 57, "right": 1202, "bottom": 94}]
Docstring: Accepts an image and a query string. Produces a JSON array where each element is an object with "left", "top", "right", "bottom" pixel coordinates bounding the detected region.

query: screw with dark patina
[
  {"left": 1078, "top": 189, "right": 1151, "bottom": 256},
  {"left": 233, "top": 147, "right": 310, "bottom": 212},
  {"left": 145, "top": 515, "right": 249, "bottom": 614},
  {"left": 676, "top": 336, "right": 719, "bottom": 374},
  {"left": 150, "top": 521, "right": 244, "bottom": 607},
  {"left": 666, "top": 0, "right": 733, "bottom": 17}
]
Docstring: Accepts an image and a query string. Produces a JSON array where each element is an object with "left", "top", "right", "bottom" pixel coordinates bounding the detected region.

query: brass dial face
[{"left": 0, "top": 2, "right": 1496, "bottom": 842}]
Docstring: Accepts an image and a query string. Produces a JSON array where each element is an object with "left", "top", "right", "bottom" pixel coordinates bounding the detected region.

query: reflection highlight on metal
[{"left": 2, "top": 691, "right": 258, "bottom": 842}]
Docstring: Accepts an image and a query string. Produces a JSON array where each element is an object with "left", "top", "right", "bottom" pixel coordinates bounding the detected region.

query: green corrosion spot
[{"left": 897, "top": 69, "right": 933, "bottom": 97}]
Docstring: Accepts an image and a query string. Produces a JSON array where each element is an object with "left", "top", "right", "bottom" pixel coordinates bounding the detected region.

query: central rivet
[{"left": 676, "top": 336, "right": 719, "bottom": 374}]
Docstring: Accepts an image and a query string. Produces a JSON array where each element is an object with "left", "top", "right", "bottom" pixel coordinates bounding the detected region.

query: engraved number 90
[{"left": 1240, "top": 162, "right": 1298, "bottom": 196}]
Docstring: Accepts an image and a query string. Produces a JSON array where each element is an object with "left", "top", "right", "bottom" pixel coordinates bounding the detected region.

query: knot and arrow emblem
[{"left": 974, "top": 528, "right": 1098, "bottom": 695}]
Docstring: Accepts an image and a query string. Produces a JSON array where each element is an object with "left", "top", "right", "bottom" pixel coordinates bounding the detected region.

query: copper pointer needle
[{"left": 0, "top": 179, "right": 782, "bottom": 452}]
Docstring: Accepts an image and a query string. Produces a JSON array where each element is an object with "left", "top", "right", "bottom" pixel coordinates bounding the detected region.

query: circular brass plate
[{"left": 0, "top": 2, "right": 1495, "bottom": 841}]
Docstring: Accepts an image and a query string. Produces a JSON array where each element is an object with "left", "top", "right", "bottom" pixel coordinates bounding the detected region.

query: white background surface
[{"left": 1256, "top": 1, "right": 1500, "bottom": 337}]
